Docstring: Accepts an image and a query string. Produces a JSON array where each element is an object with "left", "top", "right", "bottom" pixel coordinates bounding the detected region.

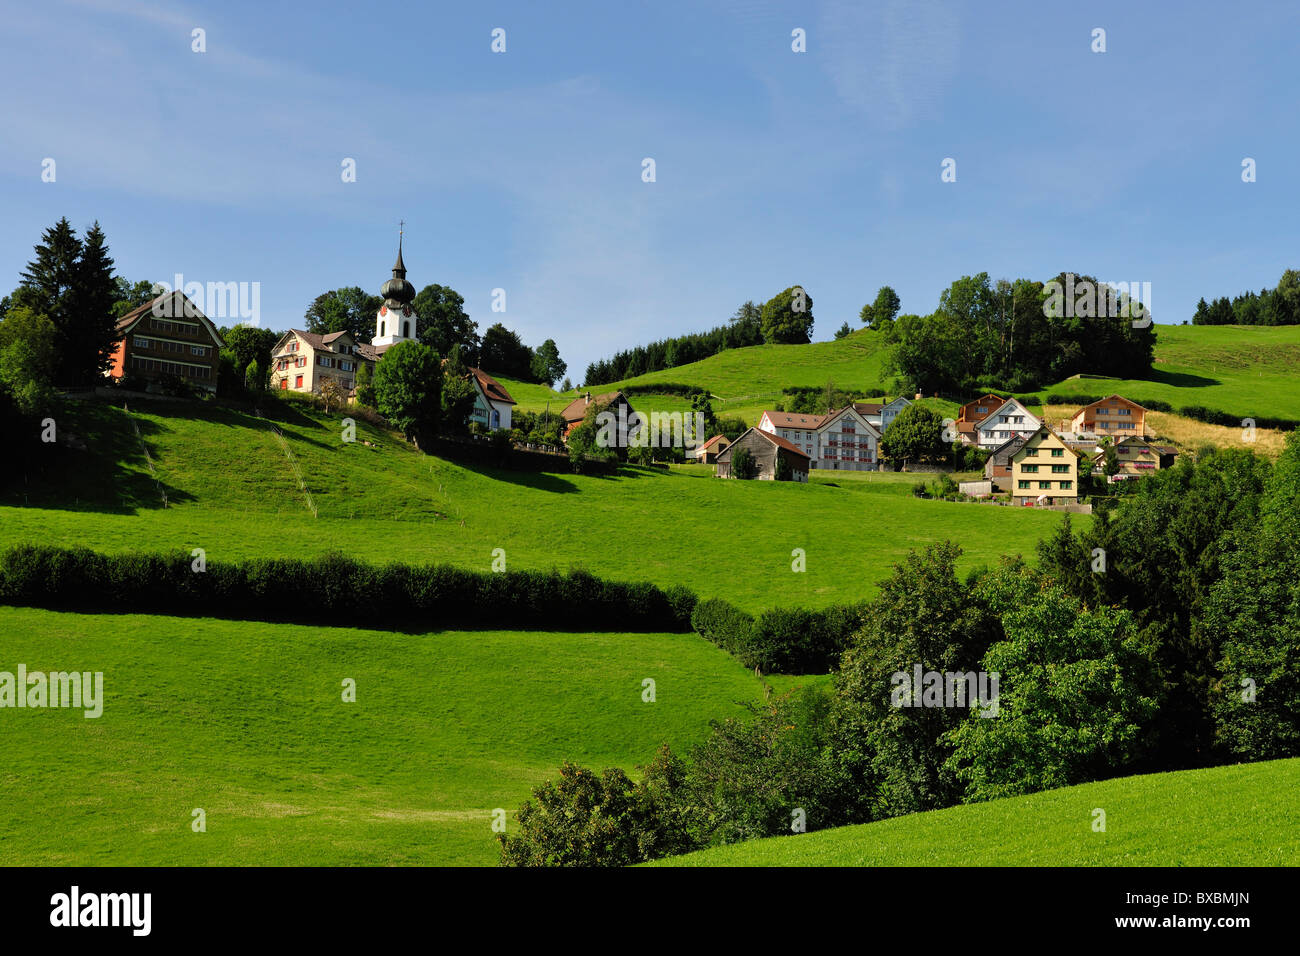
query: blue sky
[{"left": 2, "top": 0, "right": 1297, "bottom": 379}]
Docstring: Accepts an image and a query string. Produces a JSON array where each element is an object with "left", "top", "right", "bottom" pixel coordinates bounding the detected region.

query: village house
[
  {"left": 975, "top": 397, "right": 1042, "bottom": 450},
  {"left": 758, "top": 410, "right": 823, "bottom": 461},
  {"left": 467, "top": 367, "right": 516, "bottom": 431},
  {"left": 715, "top": 427, "right": 810, "bottom": 481},
  {"left": 108, "top": 290, "right": 225, "bottom": 393},
  {"left": 954, "top": 393, "right": 1008, "bottom": 445},
  {"left": 877, "top": 396, "right": 912, "bottom": 434},
  {"left": 1070, "top": 395, "right": 1148, "bottom": 438},
  {"left": 1095, "top": 435, "right": 1177, "bottom": 480},
  {"left": 1010, "top": 425, "right": 1080, "bottom": 505},
  {"left": 269, "top": 329, "right": 377, "bottom": 396},
  {"left": 852, "top": 396, "right": 911, "bottom": 435},
  {"left": 561, "top": 390, "right": 638, "bottom": 444},
  {"left": 984, "top": 433, "right": 1028, "bottom": 491},
  {"left": 814, "top": 405, "right": 881, "bottom": 471},
  {"left": 687, "top": 433, "right": 731, "bottom": 464}
]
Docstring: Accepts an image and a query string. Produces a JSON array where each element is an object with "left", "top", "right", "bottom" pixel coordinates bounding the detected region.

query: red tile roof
[
  {"left": 561, "top": 391, "right": 625, "bottom": 423},
  {"left": 761, "top": 410, "right": 825, "bottom": 430},
  {"left": 470, "top": 367, "right": 515, "bottom": 405},
  {"left": 757, "top": 429, "right": 810, "bottom": 459}
]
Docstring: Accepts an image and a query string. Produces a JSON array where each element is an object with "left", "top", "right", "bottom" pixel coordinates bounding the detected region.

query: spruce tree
[
  {"left": 75, "top": 222, "right": 121, "bottom": 383},
  {"left": 18, "top": 218, "right": 121, "bottom": 386},
  {"left": 18, "top": 218, "right": 82, "bottom": 383}
]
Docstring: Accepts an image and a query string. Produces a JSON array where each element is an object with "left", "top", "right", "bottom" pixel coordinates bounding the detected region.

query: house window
[
  {"left": 277, "top": 360, "right": 288, "bottom": 371},
  {"left": 1024, "top": 448, "right": 1038, "bottom": 456},
  {"left": 134, "top": 336, "right": 150, "bottom": 348},
  {"left": 280, "top": 379, "right": 288, "bottom": 390},
  {"left": 1018, "top": 480, "right": 1030, "bottom": 489},
  {"left": 191, "top": 345, "right": 207, "bottom": 356},
  {"left": 289, "top": 342, "right": 298, "bottom": 352},
  {"left": 1051, "top": 465, "right": 1069, "bottom": 474},
  {"left": 295, "top": 375, "right": 303, "bottom": 388},
  {"left": 1039, "top": 481, "right": 1051, "bottom": 489},
  {"left": 403, "top": 321, "right": 411, "bottom": 338},
  {"left": 1051, "top": 448, "right": 1064, "bottom": 457},
  {"left": 296, "top": 357, "right": 306, "bottom": 368},
  {"left": 1061, "top": 481, "right": 1073, "bottom": 490},
  {"left": 1118, "top": 408, "right": 1131, "bottom": 416},
  {"left": 318, "top": 356, "right": 332, "bottom": 367},
  {"left": 1022, "top": 464, "right": 1039, "bottom": 473}
]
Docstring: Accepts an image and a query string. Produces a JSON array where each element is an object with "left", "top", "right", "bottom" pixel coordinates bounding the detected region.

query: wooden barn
[{"left": 715, "top": 427, "right": 810, "bottom": 481}]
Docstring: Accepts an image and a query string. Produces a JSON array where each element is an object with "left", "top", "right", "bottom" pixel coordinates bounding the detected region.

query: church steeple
[
  {"left": 374, "top": 222, "right": 418, "bottom": 348},
  {"left": 380, "top": 223, "right": 415, "bottom": 309}
]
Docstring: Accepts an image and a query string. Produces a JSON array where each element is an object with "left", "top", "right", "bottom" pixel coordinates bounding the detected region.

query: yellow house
[{"left": 1011, "top": 426, "right": 1079, "bottom": 505}]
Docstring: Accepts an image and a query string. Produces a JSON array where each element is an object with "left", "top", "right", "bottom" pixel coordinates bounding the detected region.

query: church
[{"left": 268, "top": 235, "right": 514, "bottom": 429}]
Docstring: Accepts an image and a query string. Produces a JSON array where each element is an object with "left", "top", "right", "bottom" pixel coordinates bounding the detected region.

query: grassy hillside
[
  {"left": 652, "top": 757, "right": 1300, "bottom": 866},
  {"left": 521, "top": 323, "right": 1299, "bottom": 429},
  {"left": 0, "top": 606, "right": 771, "bottom": 866},
  {"left": 1, "top": 397, "right": 1069, "bottom": 612},
  {"left": 1034, "top": 324, "right": 1300, "bottom": 422}
]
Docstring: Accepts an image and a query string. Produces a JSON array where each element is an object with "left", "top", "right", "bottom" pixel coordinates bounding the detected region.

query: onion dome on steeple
[{"left": 380, "top": 234, "right": 415, "bottom": 309}]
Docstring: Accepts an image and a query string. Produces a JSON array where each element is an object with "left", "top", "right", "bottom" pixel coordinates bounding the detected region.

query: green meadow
[
  {"left": 652, "top": 757, "right": 1300, "bottom": 866},
  {"left": 1033, "top": 324, "right": 1300, "bottom": 421},
  {"left": 0, "top": 606, "right": 771, "bottom": 866},
  {"left": 0, "top": 397, "right": 1069, "bottom": 612},
  {"left": 505, "top": 323, "right": 1300, "bottom": 428}
]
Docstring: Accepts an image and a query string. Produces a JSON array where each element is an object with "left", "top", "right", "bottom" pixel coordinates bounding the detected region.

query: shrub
[
  {"left": 731, "top": 446, "right": 758, "bottom": 479},
  {"left": 691, "top": 597, "right": 864, "bottom": 673},
  {"left": 691, "top": 598, "right": 756, "bottom": 662},
  {"left": 0, "top": 545, "right": 693, "bottom": 634},
  {"left": 751, "top": 603, "right": 867, "bottom": 673},
  {"left": 498, "top": 751, "right": 698, "bottom": 866}
]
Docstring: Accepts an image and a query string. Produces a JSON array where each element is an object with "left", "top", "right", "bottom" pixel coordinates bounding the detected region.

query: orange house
[{"left": 1070, "top": 395, "right": 1147, "bottom": 438}]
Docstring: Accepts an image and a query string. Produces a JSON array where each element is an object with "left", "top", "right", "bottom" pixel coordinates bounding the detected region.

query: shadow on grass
[
  {"left": 0, "top": 399, "right": 202, "bottom": 514},
  {"left": 1141, "top": 369, "right": 1221, "bottom": 389}
]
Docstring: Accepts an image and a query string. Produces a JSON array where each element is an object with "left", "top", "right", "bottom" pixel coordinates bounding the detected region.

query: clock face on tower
[
  {"left": 403, "top": 306, "right": 412, "bottom": 317},
  {"left": 380, "top": 306, "right": 388, "bottom": 316}
]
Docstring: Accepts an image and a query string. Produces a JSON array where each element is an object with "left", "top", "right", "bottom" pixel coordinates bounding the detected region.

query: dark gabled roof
[
  {"left": 989, "top": 433, "right": 1028, "bottom": 461},
  {"left": 720, "top": 427, "right": 811, "bottom": 461},
  {"left": 116, "top": 292, "right": 225, "bottom": 348},
  {"left": 470, "top": 367, "right": 515, "bottom": 405}
]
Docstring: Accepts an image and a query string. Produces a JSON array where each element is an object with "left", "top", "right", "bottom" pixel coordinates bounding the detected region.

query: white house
[
  {"left": 815, "top": 405, "right": 881, "bottom": 471},
  {"left": 758, "top": 410, "right": 824, "bottom": 462},
  {"left": 467, "top": 367, "right": 515, "bottom": 431},
  {"left": 877, "top": 397, "right": 912, "bottom": 435},
  {"left": 758, "top": 407, "right": 880, "bottom": 470},
  {"left": 975, "top": 398, "right": 1041, "bottom": 450}
]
